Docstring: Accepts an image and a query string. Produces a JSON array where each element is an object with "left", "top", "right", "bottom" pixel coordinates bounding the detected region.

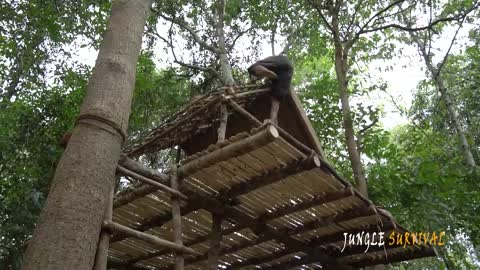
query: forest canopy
[{"left": 0, "top": 0, "right": 479, "bottom": 269}]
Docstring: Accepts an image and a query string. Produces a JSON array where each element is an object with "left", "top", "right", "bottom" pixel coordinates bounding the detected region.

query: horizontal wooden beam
[
  {"left": 119, "top": 154, "right": 170, "bottom": 182},
  {"left": 111, "top": 204, "right": 200, "bottom": 243},
  {"left": 113, "top": 156, "right": 171, "bottom": 208},
  {"left": 177, "top": 124, "right": 279, "bottom": 177},
  {"left": 117, "top": 165, "right": 187, "bottom": 200},
  {"left": 113, "top": 184, "right": 157, "bottom": 208},
  {"left": 102, "top": 221, "right": 200, "bottom": 256}
]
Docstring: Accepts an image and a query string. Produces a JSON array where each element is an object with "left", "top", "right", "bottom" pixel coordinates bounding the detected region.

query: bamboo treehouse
[{"left": 99, "top": 85, "right": 435, "bottom": 270}]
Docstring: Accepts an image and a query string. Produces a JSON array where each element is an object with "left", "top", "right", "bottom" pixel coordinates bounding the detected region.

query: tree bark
[
  {"left": 331, "top": 10, "right": 369, "bottom": 197},
  {"left": 21, "top": 1, "right": 151, "bottom": 270},
  {"left": 215, "top": 0, "right": 234, "bottom": 86}
]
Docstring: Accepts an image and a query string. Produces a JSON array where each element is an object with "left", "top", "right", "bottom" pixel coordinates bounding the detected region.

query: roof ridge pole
[{"left": 170, "top": 165, "right": 185, "bottom": 270}]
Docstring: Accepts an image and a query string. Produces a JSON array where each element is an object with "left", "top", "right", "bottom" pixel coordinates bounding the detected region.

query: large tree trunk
[
  {"left": 21, "top": 1, "right": 151, "bottom": 270},
  {"left": 331, "top": 16, "right": 368, "bottom": 198}
]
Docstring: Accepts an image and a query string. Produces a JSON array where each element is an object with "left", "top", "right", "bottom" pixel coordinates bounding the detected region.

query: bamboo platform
[{"left": 101, "top": 86, "right": 435, "bottom": 270}]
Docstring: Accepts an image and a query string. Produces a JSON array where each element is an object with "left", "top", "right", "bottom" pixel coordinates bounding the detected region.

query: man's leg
[{"left": 270, "top": 96, "right": 280, "bottom": 124}]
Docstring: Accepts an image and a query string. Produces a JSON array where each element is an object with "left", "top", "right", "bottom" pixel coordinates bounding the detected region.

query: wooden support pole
[
  {"left": 217, "top": 103, "right": 228, "bottom": 142},
  {"left": 93, "top": 181, "right": 114, "bottom": 270},
  {"left": 178, "top": 125, "right": 279, "bottom": 177},
  {"left": 208, "top": 214, "right": 223, "bottom": 270},
  {"left": 273, "top": 122, "right": 315, "bottom": 155},
  {"left": 226, "top": 99, "right": 315, "bottom": 156},
  {"left": 116, "top": 165, "right": 188, "bottom": 200},
  {"left": 118, "top": 154, "right": 170, "bottom": 183},
  {"left": 102, "top": 221, "right": 200, "bottom": 256},
  {"left": 223, "top": 87, "right": 270, "bottom": 99},
  {"left": 113, "top": 155, "right": 171, "bottom": 208},
  {"left": 113, "top": 184, "right": 157, "bottom": 208},
  {"left": 226, "top": 99, "right": 262, "bottom": 126},
  {"left": 170, "top": 166, "right": 184, "bottom": 270}
]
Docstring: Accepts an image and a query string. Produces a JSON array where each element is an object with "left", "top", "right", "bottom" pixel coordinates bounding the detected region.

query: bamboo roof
[{"left": 109, "top": 85, "right": 436, "bottom": 269}]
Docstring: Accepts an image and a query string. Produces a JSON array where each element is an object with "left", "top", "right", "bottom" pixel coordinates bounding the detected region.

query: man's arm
[{"left": 248, "top": 64, "right": 278, "bottom": 81}]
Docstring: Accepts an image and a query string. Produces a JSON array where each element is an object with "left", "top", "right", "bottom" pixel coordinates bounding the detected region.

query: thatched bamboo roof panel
[{"left": 108, "top": 86, "right": 435, "bottom": 269}]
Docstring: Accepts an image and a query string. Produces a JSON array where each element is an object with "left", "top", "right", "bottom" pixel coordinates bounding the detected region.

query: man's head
[{"left": 248, "top": 64, "right": 278, "bottom": 83}]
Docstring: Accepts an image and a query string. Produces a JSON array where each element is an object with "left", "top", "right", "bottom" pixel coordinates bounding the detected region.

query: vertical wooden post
[
  {"left": 93, "top": 177, "right": 115, "bottom": 270},
  {"left": 217, "top": 103, "right": 228, "bottom": 142},
  {"left": 171, "top": 165, "right": 184, "bottom": 270},
  {"left": 208, "top": 213, "right": 222, "bottom": 270}
]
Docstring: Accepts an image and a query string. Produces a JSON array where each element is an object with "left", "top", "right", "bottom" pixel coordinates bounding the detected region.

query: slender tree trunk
[
  {"left": 331, "top": 15, "right": 368, "bottom": 197},
  {"left": 215, "top": 0, "right": 234, "bottom": 86},
  {"left": 436, "top": 76, "right": 476, "bottom": 168},
  {"left": 421, "top": 55, "right": 477, "bottom": 168},
  {"left": 21, "top": 1, "right": 151, "bottom": 270}
]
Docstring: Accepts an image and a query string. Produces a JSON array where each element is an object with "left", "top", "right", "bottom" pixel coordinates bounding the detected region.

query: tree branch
[
  {"left": 345, "top": 0, "right": 363, "bottom": 38},
  {"left": 308, "top": 0, "right": 334, "bottom": 33},
  {"left": 359, "top": 1, "right": 479, "bottom": 35},
  {"left": 426, "top": 0, "right": 433, "bottom": 57},
  {"left": 279, "top": 26, "right": 300, "bottom": 55},
  {"left": 358, "top": 0, "right": 406, "bottom": 34},
  {"left": 157, "top": 13, "right": 221, "bottom": 54},
  {"left": 227, "top": 26, "right": 254, "bottom": 51},
  {"left": 359, "top": 118, "right": 379, "bottom": 134},
  {"left": 436, "top": 15, "right": 467, "bottom": 74},
  {"left": 146, "top": 25, "right": 220, "bottom": 77}
]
